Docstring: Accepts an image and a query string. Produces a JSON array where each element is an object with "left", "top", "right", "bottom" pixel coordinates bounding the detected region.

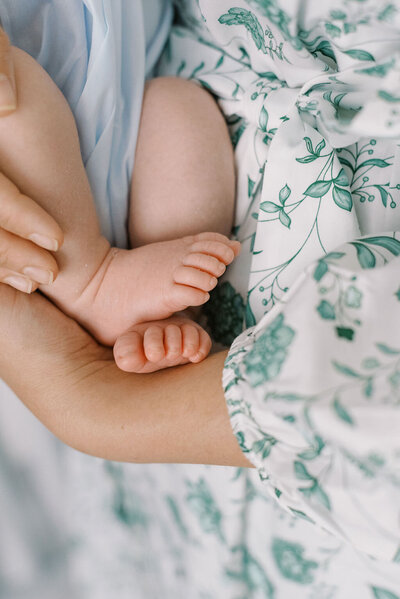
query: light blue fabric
[{"left": 0, "top": 0, "right": 173, "bottom": 247}]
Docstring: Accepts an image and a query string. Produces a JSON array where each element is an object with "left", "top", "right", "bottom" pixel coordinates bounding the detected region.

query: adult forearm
[
  {"left": 56, "top": 350, "right": 251, "bottom": 467},
  {"left": 0, "top": 287, "right": 251, "bottom": 468}
]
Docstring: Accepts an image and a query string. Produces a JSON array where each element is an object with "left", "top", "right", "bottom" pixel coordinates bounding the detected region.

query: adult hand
[
  {"left": 0, "top": 31, "right": 63, "bottom": 292},
  {"left": 0, "top": 283, "right": 251, "bottom": 468}
]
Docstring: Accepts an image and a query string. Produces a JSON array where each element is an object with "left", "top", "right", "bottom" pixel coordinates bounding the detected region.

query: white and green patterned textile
[{"left": 158, "top": 0, "right": 400, "bottom": 596}]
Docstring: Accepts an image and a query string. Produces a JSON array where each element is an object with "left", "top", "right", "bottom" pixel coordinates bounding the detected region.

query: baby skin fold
[{"left": 0, "top": 48, "right": 238, "bottom": 372}]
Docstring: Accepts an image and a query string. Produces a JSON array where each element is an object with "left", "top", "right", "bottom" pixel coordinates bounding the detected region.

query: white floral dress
[{"left": 156, "top": 1, "right": 400, "bottom": 597}]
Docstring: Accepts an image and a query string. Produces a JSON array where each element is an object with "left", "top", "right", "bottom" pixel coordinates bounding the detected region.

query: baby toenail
[{"left": 116, "top": 343, "right": 134, "bottom": 359}]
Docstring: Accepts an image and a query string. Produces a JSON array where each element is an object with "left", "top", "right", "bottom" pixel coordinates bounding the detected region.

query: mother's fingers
[
  {"left": 0, "top": 29, "right": 16, "bottom": 115},
  {"left": 0, "top": 172, "right": 64, "bottom": 251},
  {"left": 0, "top": 266, "right": 38, "bottom": 294},
  {"left": 0, "top": 228, "right": 58, "bottom": 286}
]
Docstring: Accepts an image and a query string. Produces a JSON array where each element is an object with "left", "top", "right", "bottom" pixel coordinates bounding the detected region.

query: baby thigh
[{"left": 129, "top": 77, "right": 236, "bottom": 247}]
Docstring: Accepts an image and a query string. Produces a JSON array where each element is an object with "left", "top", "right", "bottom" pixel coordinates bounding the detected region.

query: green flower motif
[
  {"left": 204, "top": 281, "right": 245, "bottom": 346},
  {"left": 272, "top": 538, "right": 318, "bottom": 584},
  {"left": 243, "top": 314, "right": 295, "bottom": 387},
  {"left": 344, "top": 285, "right": 363, "bottom": 308},
  {"left": 186, "top": 478, "right": 225, "bottom": 542}
]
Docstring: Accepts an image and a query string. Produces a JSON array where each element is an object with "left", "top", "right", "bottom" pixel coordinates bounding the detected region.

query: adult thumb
[{"left": 0, "top": 28, "right": 16, "bottom": 115}]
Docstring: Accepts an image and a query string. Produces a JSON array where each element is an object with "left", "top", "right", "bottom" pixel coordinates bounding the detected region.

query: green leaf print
[
  {"left": 259, "top": 106, "right": 269, "bottom": 131},
  {"left": 304, "top": 180, "right": 332, "bottom": 197},
  {"left": 304, "top": 137, "right": 314, "bottom": 154},
  {"left": 362, "top": 358, "right": 380, "bottom": 369},
  {"left": 376, "top": 342, "right": 400, "bottom": 355},
  {"left": 279, "top": 210, "right": 291, "bottom": 228},
  {"left": 298, "top": 436, "right": 325, "bottom": 460},
  {"left": 311, "top": 485, "right": 331, "bottom": 511},
  {"left": 313, "top": 260, "right": 329, "bottom": 282},
  {"left": 165, "top": 495, "right": 190, "bottom": 540},
  {"left": 333, "top": 397, "right": 354, "bottom": 426},
  {"left": 279, "top": 184, "right": 291, "bottom": 205},
  {"left": 378, "top": 90, "right": 400, "bottom": 103},
  {"left": 333, "top": 185, "right": 353, "bottom": 211},
  {"left": 333, "top": 168, "right": 349, "bottom": 187},
  {"left": 248, "top": 176, "right": 255, "bottom": 197},
  {"left": 375, "top": 185, "right": 389, "bottom": 207},
  {"left": 343, "top": 48, "right": 375, "bottom": 61},
  {"left": 315, "top": 139, "right": 326, "bottom": 156},
  {"left": 245, "top": 300, "right": 257, "bottom": 327},
  {"left": 371, "top": 587, "right": 400, "bottom": 599},
  {"left": 317, "top": 300, "right": 336, "bottom": 320},
  {"left": 252, "top": 433, "right": 278, "bottom": 459},
  {"left": 294, "top": 461, "right": 314, "bottom": 481},
  {"left": 330, "top": 9, "right": 346, "bottom": 20},
  {"left": 356, "top": 158, "right": 392, "bottom": 170},
  {"left": 325, "top": 22, "right": 342, "bottom": 38},
  {"left": 352, "top": 242, "right": 376, "bottom": 269},
  {"left": 362, "top": 236, "right": 400, "bottom": 256},
  {"left": 186, "top": 478, "right": 225, "bottom": 542},
  {"left": 271, "top": 538, "right": 318, "bottom": 584},
  {"left": 333, "top": 362, "right": 361, "bottom": 378},
  {"left": 296, "top": 154, "right": 318, "bottom": 164},
  {"left": 260, "top": 201, "right": 282, "bottom": 213},
  {"left": 226, "top": 545, "right": 275, "bottom": 598}
]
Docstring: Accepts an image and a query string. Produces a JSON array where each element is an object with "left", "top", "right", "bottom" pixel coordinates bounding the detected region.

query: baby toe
[
  {"left": 169, "top": 283, "right": 210, "bottom": 311},
  {"left": 189, "top": 328, "right": 212, "bottom": 363},
  {"left": 164, "top": 324, "right": 183, "bottom": 361},
  {"left": 114, "top": 331, "right": 147, "bottom": 373},
  {"left": 189, "top": 240, "right": 235, "bottom": 265},
  {"left": 182, "top": 253, "right": 226, "bottom": 278},
  {"left": 143, "top": 325, "right": 166, "bottom": 363},
  {"left": 192, "top": 232, "right": 231, "bottom": 244},
  {"left": 173, "top": 265, "right": 218, "bottom": 292},
  {"left": 181, "top": 323, "right": 201, "bottom": 359}
]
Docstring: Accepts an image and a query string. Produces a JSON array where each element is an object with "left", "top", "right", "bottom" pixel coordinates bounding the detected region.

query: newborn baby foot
[
  {"left": 114, "top": 315, "right": 212, "bottom": 373},
  {"left": 73, "top": 232, "right": 240, "bottom": 345}
]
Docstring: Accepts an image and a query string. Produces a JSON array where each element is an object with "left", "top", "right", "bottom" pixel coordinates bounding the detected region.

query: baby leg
[
  {"left": 0, "top": 48, "right": 110, "bottom": 306},
  {"left": 129, "top": 77, "right": 236, "bottom": 246},
  {"left": 116, "top": 77, "right": 237, "bottom": 373},
  {"left": 0, "top": 49, "right": 237, "bottom": 352}
]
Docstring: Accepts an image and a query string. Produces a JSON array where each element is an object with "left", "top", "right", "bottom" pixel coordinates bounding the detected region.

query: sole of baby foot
[{"left": 113, "top": 316, "right": 212, "bottom": 374}]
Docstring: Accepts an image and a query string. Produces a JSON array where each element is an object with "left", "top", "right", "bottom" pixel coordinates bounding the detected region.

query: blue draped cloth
[{"left": 0, "top": 0, "right": 173, "bottom": 247}]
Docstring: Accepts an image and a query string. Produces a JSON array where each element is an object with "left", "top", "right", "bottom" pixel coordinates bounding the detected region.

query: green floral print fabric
[{"left": 155, "top": 0, "right": 400, "bottom": 596}]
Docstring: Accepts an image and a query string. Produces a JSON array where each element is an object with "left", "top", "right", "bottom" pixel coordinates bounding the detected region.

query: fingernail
[
  {"left": 4, "top": 275, "right": 33, "bottom": 294},
  {"left": 0, "top": 75, "right": 16, "bottom": 112},
  {"left": 28, "top": 234, "right": 59, "bottom": 251},
  {"left": 23, "top": 266, "right": 54, "bottom": 285}
]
